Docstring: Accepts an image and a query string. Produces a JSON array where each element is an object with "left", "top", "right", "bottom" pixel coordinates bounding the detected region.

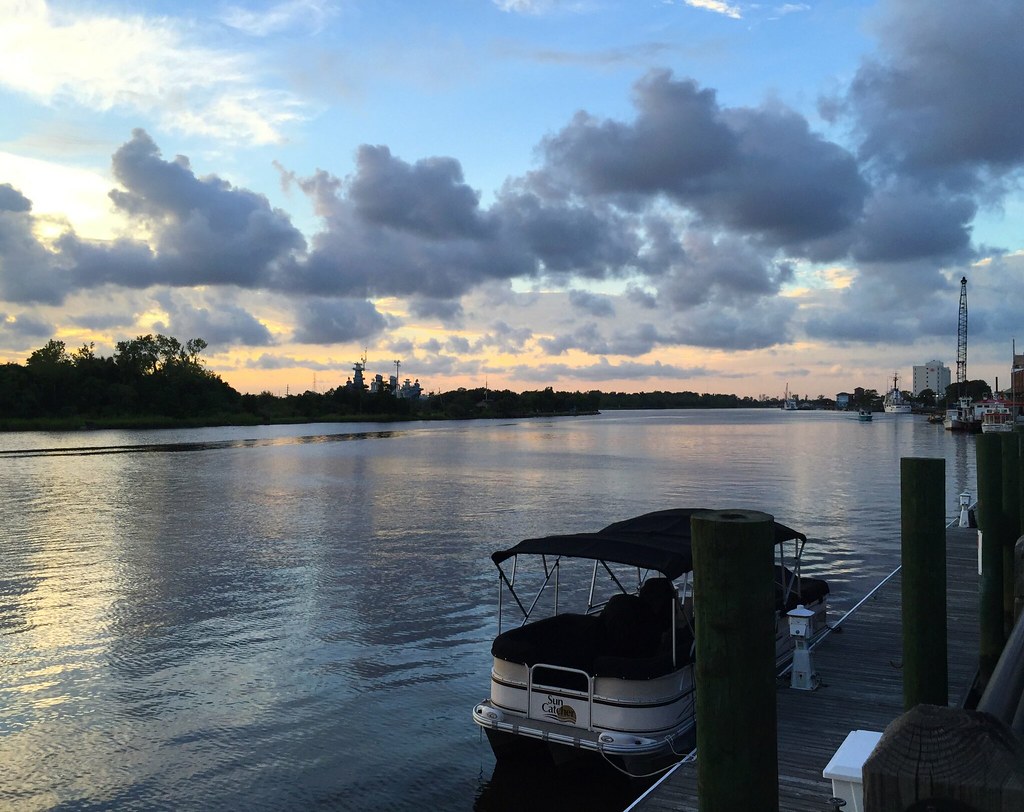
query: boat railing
[{"left": 527, "top": 663, "right": 595, "bottom": 728}]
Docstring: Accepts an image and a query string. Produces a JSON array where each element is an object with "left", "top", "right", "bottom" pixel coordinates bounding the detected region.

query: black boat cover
[{"left": 491, "top": 508, "right": 807, "bottom": 581}]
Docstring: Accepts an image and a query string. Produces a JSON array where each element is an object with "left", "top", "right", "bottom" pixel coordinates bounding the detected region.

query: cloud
[
  {"left": 0, "top": 192, "right": 68, "bottom": 305},
  {"left": 666, "top": 295, "right": 797, "bottom": 349},
  {"left": 291, "top": 297, "right": 387, "bottom": 344},
  {"left": 0, "top": 312, "right": 53, "bottom": 340},
  {"left": 646, "top": 228, "right": 793, "bottom": 310},
  {"left": 841, "top": 0, "right": 1024, "bottom": 177},
  {"left": 407, "top": 297, "right": 464, "bottom": 323},
  {"left": 477, "top": 321, "right": 534, "bottom": 353},
  {"left": 683, "top": 0, "right": 742, "bottom": 19},
  {"left": 0, "top": 184, "right": 32, "bottom": 213},
  {"left": 349, "top": 146, "right": 490, "bottom": 240},
  {"left": 245, "top": 353, "right": 341, "bottom": 371},
  {"left": 4, "top": 0, "right": 1021, "bottom": 376},
  {"left": 220, "top": 0, "right": 336, "bottom": 36},
  {"left": 508, "top": 357, "right": 714, "bottom": 383},
  {"left": 851, "top": 181, "right": 976, "bottom": 263},
  {"left": 536, "top": 71, "right": 867, "bottom": 250},
  {"left": 153, "top": 291, "right": 275, "bottom": 347},
  {"left": 492, "top": 0, "right": 566, "bottom": 14},
  {"left": 111, "top": 130, "right": 305, "bottom": 278},
  {"left": 568, "top": 290, "right": 615, "bottom": 317},
  {"left": 0, "top": 1, "right": 306, "bottom": 145}
]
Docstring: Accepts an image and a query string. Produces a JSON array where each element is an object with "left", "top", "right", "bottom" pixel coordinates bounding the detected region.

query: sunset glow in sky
[{"left": 1, "top": 0, "right": 1022, "bottom": 398}]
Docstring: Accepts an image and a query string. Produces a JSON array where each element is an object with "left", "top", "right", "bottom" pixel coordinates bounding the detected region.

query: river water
[{"left": 0, "top": 409, "right": 976, "bottom": 810}]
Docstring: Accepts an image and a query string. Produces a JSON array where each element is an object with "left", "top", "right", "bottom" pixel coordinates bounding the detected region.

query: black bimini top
[{"left": 491, "top": 508, "right": 806, "bottom": 581}]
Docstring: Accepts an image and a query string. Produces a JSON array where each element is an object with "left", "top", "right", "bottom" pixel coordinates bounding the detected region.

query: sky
[{"left": 0, "top": 0, "right": 1022, "bottom": 399}]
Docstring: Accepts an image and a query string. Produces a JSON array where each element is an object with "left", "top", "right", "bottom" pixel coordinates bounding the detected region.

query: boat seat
[
  {"left": 638, "top": 577, "right": 677, "bottom": 628},
  {"left": 490, "top": 613, "right": 602, "bottom": 671},
  {"left": 600, "top": 593, "right": 661, "bottom": 659},
  {"left": 593, "top": 625, "right": 694, "bottom": 679}
]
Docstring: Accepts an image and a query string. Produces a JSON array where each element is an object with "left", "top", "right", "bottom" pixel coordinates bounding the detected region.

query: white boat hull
[{"left": 474, "top": 599, "right": 826, "bottom": 773}]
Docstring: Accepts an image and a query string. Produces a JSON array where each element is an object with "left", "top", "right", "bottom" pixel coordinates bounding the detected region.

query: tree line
[{"left": 0, "top": 335, "right": 989, "bottom": 430}]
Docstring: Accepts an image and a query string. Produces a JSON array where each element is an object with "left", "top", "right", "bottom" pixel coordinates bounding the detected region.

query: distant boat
[
  {"left": 883, "top": 373, "right": 912, "bottom": 414},
  {"left": 781, "top": 383, "right": 797, "bottom": 411},
  {"left": 944, "top": 396, "right": 981, "bottom": 432},
  {"left": 858, "top": 409, "right": 873, "bottom": 422},
  {"left": 976, "top": 399, "right": 1014, "bottom": 434}
]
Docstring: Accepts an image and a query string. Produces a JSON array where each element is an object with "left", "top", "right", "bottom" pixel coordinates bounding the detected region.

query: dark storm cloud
[
  {"left": 291, "top": 297, "right": 387, "bottom": 344},
  {"left": 840, "top": 0, "right": 1024, "bottom": 176},
  {"left": 69, "top": 310, "right": 135, "bottom": 331},
  {"left": 851, "top": 182, "right": 976, "bottom": 263},
  {"left": 0, "top": 198, "right": 67, "bottom": 305},
  {"left": 153, "top": 292, "right": 275, "bottom": 347},
  {"left": 101, "top": 129, "right": 306, "bottom": 289},
  {"left": 803, "top": 265, "right": 953, "bottom": 343},
  {"left": 540, "top": 322, "right": 680, "bottom": 357},
  {"left": 537, "top": 70, "right": 867, "bottom": 249},
  {"left": 407, "top": 296, "right": 464, "bottom": 322},
  {"left": 645, "top": 228, "right": 793, "bottom": 311},
  {"left": 668, "top": 296, "right": 798, "bottom": 350},
  {"left": 289, "top": 163, "right": 532, "bottom": 299},
  {"left": 348, "top": 145, "right": 490, "bottom": 239},
  {"left": 446, "top": 336, "right": 471, "bottom": 354},
  {"left": 291, "top": 152, "right": 640, "bottom": 300},
  {"left": 0, "top": 312, "right": 52, "bottom": 338},
  {"left": 491, "top": 189, "right": 640, "bottom": 278},
  {"left": 568, "top": 289, "right": 615, "bottom": 317},
  {"left": 0, "top": 184, "right": 32, "bottom": 213},
  {"left": 476, "top": 321, "right": 534, "bottom": 353}
]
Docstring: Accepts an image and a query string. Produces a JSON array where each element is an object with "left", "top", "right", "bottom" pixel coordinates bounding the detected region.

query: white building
[{"left": 912, "top": 360, "right": 951, "bottom": 397}]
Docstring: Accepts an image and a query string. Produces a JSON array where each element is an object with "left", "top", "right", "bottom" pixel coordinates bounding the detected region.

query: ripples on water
[{"left": 0, "top": 412, "right": 977, "bottom": 810}]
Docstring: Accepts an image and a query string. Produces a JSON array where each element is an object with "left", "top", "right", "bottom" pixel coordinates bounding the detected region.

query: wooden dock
[{"left": 629, "top": 526, "right": 980, "bottom": 812}]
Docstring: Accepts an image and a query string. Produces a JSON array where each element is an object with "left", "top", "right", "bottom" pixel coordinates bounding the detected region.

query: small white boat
[
  {"left": 944, "top": 396, "right": 979, "bottom": 432},
  {"left": 858, "top": 409, "right": 873, "bottom": 421},
  {"left": 978, "top": 400, "right": 1014, "bottom": 433},
  {"left": 471, "top": 508, "right": 829, "bottom": 774}
]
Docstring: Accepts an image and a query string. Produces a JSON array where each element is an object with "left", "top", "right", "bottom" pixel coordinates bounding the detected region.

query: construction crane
[{"left": 956, "top": 276, "right": 968, "bottom": 399}]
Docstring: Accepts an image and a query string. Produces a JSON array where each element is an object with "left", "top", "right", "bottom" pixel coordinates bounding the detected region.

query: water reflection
[
  {"left": 0, "top": 410, "right": 979, "bottom": 810},
  {"left": 0, "top": 429, "right": 401, "bottom": 458}
]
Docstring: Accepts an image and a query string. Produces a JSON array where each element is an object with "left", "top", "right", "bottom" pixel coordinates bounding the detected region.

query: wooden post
[
  {"left": 691, "top": 509, "right": 778, "bottom": 812},
  {"left": 1015, "top": 537, "right": 1024, "bottom": 623},
  {"left": 901, "top": 457, "right": 947, "bottom": 709},
  {"left": 977, "top": 433, "right": 1005, "bottom": 684},
  {"left": 1019, "top": 446, "right": 1024, "bottom": 542},
  {"left": 863, "top": 704, "right": 1024, "bottom": 810},
  {"left": 1002, "top": 433, "right": 1021, "bottom": 635}
]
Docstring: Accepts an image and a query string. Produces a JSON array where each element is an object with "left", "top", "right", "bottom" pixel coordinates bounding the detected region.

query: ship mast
[{"left": 956, "top": 277, "right": 968, "bottom": 401}]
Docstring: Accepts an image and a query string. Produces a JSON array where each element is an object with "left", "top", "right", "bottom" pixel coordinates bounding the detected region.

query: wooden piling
[
  {"left": 900, "top": 457, "right": 947, "bottom": 709},
  {"left": 691, "top": 509, "right": 778, "bottom": 812},
  {"left": 977, "top": 433, "right": 1006, "bottom": 683},
  {"left": 1002, "top": 433, "right": 1021, "bottom": 635},
  {"left": 862, "top": 704, "right": 1024, "bottom": 810}
]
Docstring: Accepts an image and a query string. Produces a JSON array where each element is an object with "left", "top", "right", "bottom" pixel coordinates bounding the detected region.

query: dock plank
[{"left": 629, "top": 527, "right": 980, "bottom": 812}]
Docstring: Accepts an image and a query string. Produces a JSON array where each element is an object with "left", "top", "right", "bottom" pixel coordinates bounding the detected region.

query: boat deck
[{"left": 628, "top": 526, "right": 980, "bottom": 812}]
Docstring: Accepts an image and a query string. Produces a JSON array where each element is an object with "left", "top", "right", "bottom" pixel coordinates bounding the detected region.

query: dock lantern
[
  {"left": 958, "top": 491, "right": 972, "bottom": 528},
  {"left": 787, "top": 604, "right": 819, "bottom": 691}
]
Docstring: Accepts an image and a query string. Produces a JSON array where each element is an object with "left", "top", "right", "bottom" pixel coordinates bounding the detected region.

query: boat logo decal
[{"left": 541, "top": 694, "right": 577, "bottom": 724}]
